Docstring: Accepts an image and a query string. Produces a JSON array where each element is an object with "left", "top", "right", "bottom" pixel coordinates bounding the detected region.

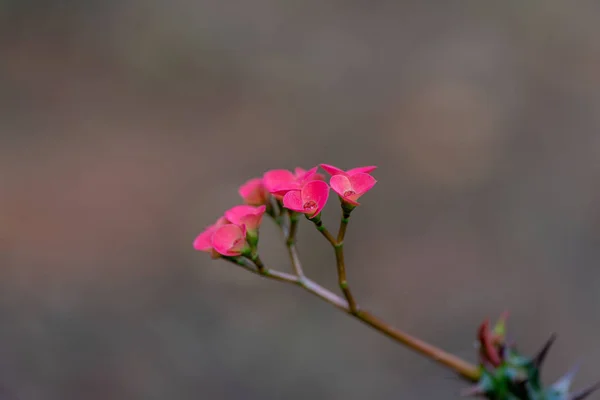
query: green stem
[
  {"left": 334, "top": 209, "right": 357, "bottom": 313},
  {"left": 286, "top": 212, "right": 304, "bottom": 277},
  {"left": 337, "top": 210, "right": 350, "bottom": 243},
  {"left": 268, "top": 196, "right": 286, "bottom": 227},
  {"left": 309, "top": 211, "right": 358, "bottom": 313},
  {"left": 334, "top": 245, "right": 357, "bottom": 312},
  {"left": 287, "top": 215, "right": 298, "bottom": 245},
  {"left": 251, "top": 254, "right": 266, "bottom": 274},
  {"left": 310, "top": 214, "right": 337, "bottom": 245}
]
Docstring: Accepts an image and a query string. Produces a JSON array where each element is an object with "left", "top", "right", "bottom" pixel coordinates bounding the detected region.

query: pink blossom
[
  {"left": 224, "top": 205, "right": 266, "bottom": 234},
  {"left": 294, "top": 167, "right": 325, "bottom": 183},
  {"left": 263, "top": 167, "right": 323, "bottom": 199},
  {"left": 282, "top": 180, "right": 330, "bottom": 218},
  {"left": 212, "top": 224, "right": 249, "bottom": 257},
  {"left": 238, "top": 178, "right": 268, "bottom": 206},
  {"left": 320, "top": 164, "right": 377, "bottom": 177},
  {"left": 193, "top": 217, "right": 229, "bottom": 258},
  {"left": 263, "top": 169, "right": 296, "bottom": 199},
  {"left": 330, "top": 173, "right": 377, "bottom": 206}
]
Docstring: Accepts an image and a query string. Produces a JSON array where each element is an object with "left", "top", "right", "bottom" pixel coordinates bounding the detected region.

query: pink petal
[
  {"left": 340, "top": 195, "right": 360, "bottom": 206},
  {"left": 329, "top": 175, "right": 353, "bottom": 197},
  {"left": 270, "top": 181, "right": 302, "bottom": 196},
  {"left": 238, "top": 178, "right": 267, "bottom": 205},
  {"left": 298, "top": 167, "right": 326, "bottom": 184},
  {"left": 320, "top": 164, "right": 346, "bottom": 176},
  {"left": 282, "top": 190, "right": 304, "bottom": 212},
  {"left": 193, "top": 216, "right": 230, "bottom": 252},
  {"left": 296, "top": 166, "right": 318, "bottom": 180},
  {"left": 330, "top": 175, "right": 361, "bottom": 206},
  {"left": 244, "top": 216, "right": 259, "bottom": 231},
  {"left": 263, "top": 169, "right": 296, "bottom": 193},
  {"left": 225, "top": 205, "right": 257, "bottom": 222},
  {"left": 215, "top": 216, "right": 229, "bottom": 226},
  {"left": 225, "top": 205, "right": 266, "bottom": 232},
  {"left": 349, "top": 173, "right": 377, "bottom": 195},
  {"left": 212, "top": 224, "right": 246, "bottom": 256},
  {"left": 301, "top": 180, "right": 329, "bottom": 203},
  {"left": 294, "top": 167, "right": 307, "bottom": 177},
  {"left": 301, "top": 180, "right": 330, "bottom": 218},
  {"left": 312, "top": 172, "right": 326, "bottom": 182},
  {"left": 347, "top": 166, "right": 377, "bottom": 175},
  {"left": 255, "top": 205, "right": 267, "bottom": 215},
  {"left": 193, "top": 226, "right": 215, "bottom": 252}
]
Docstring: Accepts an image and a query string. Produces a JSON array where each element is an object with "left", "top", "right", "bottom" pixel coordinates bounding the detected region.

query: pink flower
[
  {"left": 224, "top": 205, "right": 266, "bottom": 234},
  {"left": 263, "top": 167, "right": 323, "bottom": 199},
  {"left": 238, "top": 178, "right": 268, "bottom": 206},
  {"left": 320, "top": 164, "right": 377, "bottom": 177},
  {"left": 282, "top": 180, "right": 330, "bottom": 218},
  {"left": 319, "top": 164, "right": 377, "bottom": 206},
  {"left": 193, "top": 217, "right": 229, "bottom": 258},
  {"left": 294, "top": 167, "right": 325, "bottom": 183},
  {"left": 263, "top": 169, "right": 296, "bottom": 199},
  {"left": 212, "top": 224, "right": 249, "bottom": 256},
  {"left": 330, "top": 173, "right": 377, "bottom": 206}
]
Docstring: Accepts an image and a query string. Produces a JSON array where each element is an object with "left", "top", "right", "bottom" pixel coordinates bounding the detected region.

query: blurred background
[{"left": 2, "top": 1, "right": 600, "bottom": 399}]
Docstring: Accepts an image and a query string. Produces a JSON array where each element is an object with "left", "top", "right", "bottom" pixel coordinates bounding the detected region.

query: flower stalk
[{"left": 227, "top": 253, "right": 480, "bottom": 381}]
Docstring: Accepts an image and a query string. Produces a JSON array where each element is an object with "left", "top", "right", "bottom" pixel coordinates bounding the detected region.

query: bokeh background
[{"left": 2, "top": 1, "right": 600, "bottom": 399}]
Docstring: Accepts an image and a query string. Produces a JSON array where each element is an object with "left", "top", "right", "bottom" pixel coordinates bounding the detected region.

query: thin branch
[
  {"left": 337, "top": 209, "right": 350, "bottom": 243},
  {"left": 287, "top": 243, "right": 304, "bottom": 278},
  {"left": 270, "top": 196, "right": 286, "bottom": 228},
  {"left": 298, "top": 277, "right": 349, "bottom": 310},
  {"left": 334, "top": 209, "right": 357, "bottom": 313},
  {"left": 230, "top": 257, "right": 298, "bottom": 284},
  {"left": 265, "top": 269, "right": 300, "bottom": 283},
  {"left": 286, "top": 212, "right": 304, "bottom": 277},
  {"left": 234, "top": 257, "right": 261, "bottom": 274},
  {"left": 333, "top": 244, "right": 357, "bottom": 312},
  {"left": 287, "top": 212, "right": 299, "bottom": 245},
  {"left": 355, "top": 310, "right": 480, "bottom": 382},
  {"left": 229, "top": 256, "right": 480, "bottom": 382},
  {"left": 231, "top": 199, "right": 481, "bottom": 382},
  {"left": 311, "top": 214, "right": 337, "bottom": 245}
]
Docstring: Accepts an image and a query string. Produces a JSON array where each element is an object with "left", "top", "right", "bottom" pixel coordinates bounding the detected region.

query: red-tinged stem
[
  {"left": 355, "top": 310, "right": 480, "bottom": 382},
  {"left": 229, "top": 256, "right": 480, "bottom": 381}
]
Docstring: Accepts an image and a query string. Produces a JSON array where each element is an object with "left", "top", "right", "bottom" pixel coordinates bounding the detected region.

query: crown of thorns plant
[{"left": 193, "top": 163, "right": 598, "bottom": 400}]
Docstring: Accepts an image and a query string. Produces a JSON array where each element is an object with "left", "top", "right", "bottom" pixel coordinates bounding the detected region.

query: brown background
[{"left": 2, "top": 1, "right": 600, "bottom": 399}]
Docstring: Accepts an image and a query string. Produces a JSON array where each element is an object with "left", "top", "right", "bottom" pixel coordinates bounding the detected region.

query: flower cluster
[
  {"left": 193, "top": 206, "right": 266, "bottom": 258},
  {"left": 193, "top": 164, "right": 377, "bottom": 257}
]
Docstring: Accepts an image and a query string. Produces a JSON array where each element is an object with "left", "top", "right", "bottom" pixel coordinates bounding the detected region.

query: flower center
[
  {"left": 343, "top": 190, "right": 356, "bottom": 197},
  {"left": 303, "top": 200, "right": 317, "bottom": 210}
]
